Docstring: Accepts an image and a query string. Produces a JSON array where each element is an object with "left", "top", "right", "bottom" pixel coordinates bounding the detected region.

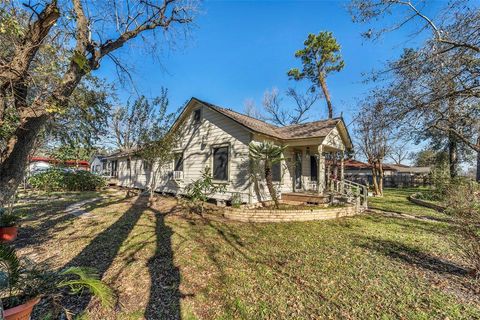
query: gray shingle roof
[{"left": 198, "top": 98, "right": 341, "bottom": 140}]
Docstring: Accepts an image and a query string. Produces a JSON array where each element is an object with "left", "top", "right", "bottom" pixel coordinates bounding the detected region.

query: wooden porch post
[
  {"left": 318, "top": 145, "right": 325, "bottom": 194},
  {"left": 340, "top": 150, "right": 345, "bottom": 193}
]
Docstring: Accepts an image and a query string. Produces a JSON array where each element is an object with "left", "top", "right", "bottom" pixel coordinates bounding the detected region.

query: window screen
[
  {"left": 310, "top": 156, "right": 318, "bottom": 181},
  {"left": 213, "top": 146, "right": 228, "bottom": 181},
  {"left": 174, "top": 153, "right": 184, "bottom": 171},
  {"left": 272, "top": 161, "right": 281, "bottom": 182}
]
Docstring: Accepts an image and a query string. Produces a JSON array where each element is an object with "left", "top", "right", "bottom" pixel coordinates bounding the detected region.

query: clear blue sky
[{"left": 96, "top": 0, "right": 443, "bottom": 129}]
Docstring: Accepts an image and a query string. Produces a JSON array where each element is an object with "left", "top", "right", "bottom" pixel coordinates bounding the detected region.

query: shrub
[
  {"left": 185, "top": 167, "right": 226, "bottom": 215},
  {"left": 231, "top": 192, "right": 242, "bottom": 208},
  {"left": 444, "top": 179, "right": 480, "bottom": 277},
  {"left": 29, "top": 169, "right": 106, "bottom": 192},
  {"left": 414, "top": 190, "right": 443, "bottom": 202},
  {"left": 0, "top": 207, "right": 20, "bottom": 227}
]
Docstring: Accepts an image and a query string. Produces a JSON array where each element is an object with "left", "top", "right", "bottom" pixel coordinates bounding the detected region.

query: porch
[
  {"left": 281, "top": 141, "right": 346, "bottom": 195},
  {"left": 278, "top": 138, "right": 368, "bottom": 209}
]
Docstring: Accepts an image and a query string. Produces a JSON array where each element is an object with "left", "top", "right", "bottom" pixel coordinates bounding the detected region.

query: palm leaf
[
  {"left": 0, "top": 244, "right": 20, "bottom": 290},
  {"left": 58, "top": 267, "right": 114, "bottom": 308}
]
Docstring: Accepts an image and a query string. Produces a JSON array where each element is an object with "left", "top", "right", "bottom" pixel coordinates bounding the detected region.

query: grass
[
  {"left": 368, "top": 187, "right": 447, "bottom": 219},
  {"left": 13, "top": 189, "right": 480, "bottom": 319}
]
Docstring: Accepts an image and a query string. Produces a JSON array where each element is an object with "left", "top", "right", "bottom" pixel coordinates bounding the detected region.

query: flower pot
[
  {"left": 0, "top": 226, "right": 18, "bottom": 242},
  {"left": 4, "top": 297, "right": 41, "bottom": 320}
]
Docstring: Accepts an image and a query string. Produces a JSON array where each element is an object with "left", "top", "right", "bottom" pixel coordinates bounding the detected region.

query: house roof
[
  {"left": 104, "top": 150, "right": 133, "bottom": 160},
  {"left": 195, "top": 98, "right": 347, "bottom": 142},
  {"left": 106, "top": 97, "right": 354, "bottom": 160},
  {"left": 344, "top": 160, "right": 431, "bottom": 174},
  {"left": 29, "top": 157, "right": 90, "bottom": 167},
  {"left": 344, "top": 159, "right": 397, "bottom": 171},
  {"left": 388, "top": 164, "right": 431, "bottom": 173}
]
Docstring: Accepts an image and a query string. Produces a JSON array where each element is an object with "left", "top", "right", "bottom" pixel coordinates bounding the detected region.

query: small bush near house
[
  {"left": 444, "top": 179, "right": 480, "bottom": 277},
  {"left": 185, "top": 167, "right": 226, "bottom": 215},
  {"left": 230, "top": 192, "right": 242, "bottom": 208},
  {"left": 29, "top": 169, "right": 106, "bottom": 192}
]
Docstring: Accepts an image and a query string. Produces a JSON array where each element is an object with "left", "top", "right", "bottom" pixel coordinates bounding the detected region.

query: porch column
[
  {"left": 340, "top": 150, "right": 345, "bottom": 193},
  {"left": 318, "top": 145, "right": 325, "bottom": 194}
]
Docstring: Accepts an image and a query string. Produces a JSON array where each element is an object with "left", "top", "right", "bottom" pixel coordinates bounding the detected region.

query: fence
[{"left": 345, "top": 174, "right": 431, "bottom": 188}]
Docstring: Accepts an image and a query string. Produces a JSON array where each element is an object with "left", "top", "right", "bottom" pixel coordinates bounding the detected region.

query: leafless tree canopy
[
  {"left": 355, "top": 97, "right": 396, "bottom": 195},
  {"left": 261, "top": 87, "right": 319, "bottom": 126},
  {"left": 350, "top": 0, "right": 480, "bottom": 179}
]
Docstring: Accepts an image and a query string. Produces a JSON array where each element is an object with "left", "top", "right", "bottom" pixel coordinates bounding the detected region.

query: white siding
[
  {"left": 323, "top": 127, "right": 345, "bottom": 151},
  {"left": 115, "top": 104, "right": 253, "bottom": 203},
  {"left": 111, "top": 103, "right": 350, "bottom": 204}
]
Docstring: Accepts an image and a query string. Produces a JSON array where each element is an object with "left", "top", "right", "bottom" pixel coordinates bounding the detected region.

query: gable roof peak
[{"left": 189, "top": 97, "right": 350, "bottom": 144}]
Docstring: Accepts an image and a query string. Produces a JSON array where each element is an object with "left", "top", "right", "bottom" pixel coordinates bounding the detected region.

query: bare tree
[
  {"left": 387, "top": 141, "right": 409, "bottom": 165},
  {"left": 356, "top": 97, "right": 394, "bottom": 196},
  {"left": 243, "top": 98, "right": 264, "bottom": 120},
  {"left": 0, "top": 0, "right": 197, "bottom": 205},
  {"left": 262, "top": 87, "right": 319, "bottom": 126},
  {"left": 349, "top": 0, "right": 480, "bottom": 180},
  {"left": 110, "top": 91, "right": 171, "bottom": 152}
]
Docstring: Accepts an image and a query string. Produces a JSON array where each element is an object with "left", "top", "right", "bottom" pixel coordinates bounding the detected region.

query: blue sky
[{"left": 96, "top": 0, "right": 443, "bottom": 129}]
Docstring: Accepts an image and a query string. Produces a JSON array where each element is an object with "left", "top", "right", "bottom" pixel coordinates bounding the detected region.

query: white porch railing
[
  {"left": 173, "top": 171, "right": 184, "bottom": 180},
  {"left": 332, "top": 179, "right": 368, "bottom": 210},
  {"left": 308, "top": 181, "right": 318, "bottom": 192}
]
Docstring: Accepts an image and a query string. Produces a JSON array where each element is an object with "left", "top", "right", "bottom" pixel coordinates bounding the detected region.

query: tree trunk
[
  {"left": 264, "top": 163, "right": 279, "bottom": 208},
  {"left": 0, "top": 114, "right": 48, "bottom": 206},
  {"left": 370, "top": 164, "right": 380, "bottom": 196},
  {"left": 378, "top": 161, "right": 384, "bottom": 196},
  {"left": 476, "top": 136, "right": 480, "bottom": 182},
  {"left": 448, "top": 130, "right": 458, "bottom": 179},
  {"left": 318, "top": 75, "right": 333, "bottom": 119}
]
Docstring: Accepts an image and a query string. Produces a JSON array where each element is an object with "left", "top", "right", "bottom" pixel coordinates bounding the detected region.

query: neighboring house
[
  {"left": 106, "top": 97, "right": 354, "bottom": 204},
  {"left": 28, "top": 157, "right": 90, "bottom": 173},
  {"left": 90, "top": 154, "right": 108, "bottom": 174},
  {"left": 344, "top": 159, "right": 431, "bottom": 187}
]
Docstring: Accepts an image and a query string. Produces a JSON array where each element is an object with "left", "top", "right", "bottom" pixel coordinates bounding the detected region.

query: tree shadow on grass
[
  {"left": 15, "top": 198, "right": 88, "bottom": 250},
  {"left": 359, "top": 237, "right": 468, "bottom": 276},
  {"left": 63, "top": 195, "right": 148, "bottom": 314},
  {"left": 144, "top": 203, "right": 184, "bottom": 319},
  {"left": 15, "top": 192, "right": 128, "bottom": 250}
]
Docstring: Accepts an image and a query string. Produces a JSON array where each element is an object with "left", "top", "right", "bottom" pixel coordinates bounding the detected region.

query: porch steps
[{"left": 281, "top": 193, "right": 330, "bottom": 204}]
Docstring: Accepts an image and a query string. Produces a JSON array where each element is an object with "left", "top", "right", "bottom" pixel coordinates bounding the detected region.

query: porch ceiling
[{"left": 285, "top": 144, "right": 344, "bottom": 153}]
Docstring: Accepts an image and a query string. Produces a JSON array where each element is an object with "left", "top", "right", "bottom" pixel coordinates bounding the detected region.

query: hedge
[{"left": 28, "top": 169, "right": 106, "bottom": 191}]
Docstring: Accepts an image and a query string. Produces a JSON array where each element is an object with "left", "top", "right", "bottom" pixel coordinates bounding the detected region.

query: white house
[
  {"left": 90, "top": 154, "right": 108, "bottom": 174},
  {"left": 106, "top": 97, "right": 355, "bottom": 205}
]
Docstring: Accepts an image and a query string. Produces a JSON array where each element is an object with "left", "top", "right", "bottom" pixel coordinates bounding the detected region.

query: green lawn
[
  {"left": 368, "top": 187, "right": 448, "bottom": 219},
  {"left": 14, "top": 190, "right": 479, "bottom": 319}
]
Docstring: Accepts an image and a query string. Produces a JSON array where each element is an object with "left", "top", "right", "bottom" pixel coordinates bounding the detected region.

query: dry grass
[{"left": 13, "top": 190, "right": 480, "bottom": 319}]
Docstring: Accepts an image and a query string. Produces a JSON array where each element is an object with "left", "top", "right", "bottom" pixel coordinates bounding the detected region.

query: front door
[{"left": 294, "top": 152, "right": 302, "bottom": 191}]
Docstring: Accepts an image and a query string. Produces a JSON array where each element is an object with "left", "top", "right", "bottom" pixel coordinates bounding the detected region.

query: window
[
  {"left": 111, "top": 160, "right": 118, "bottom": 177},
  {"left": 174, "top": 152, "right": 184, "bottom": 171},
  {"left": 193, "top": 109, "right": 201, "bottom": 124},
  {"left": 144, "top": 161, "right": 152, "bottom": 172},
  {"left": 213, "top": 146, "right": 229, "bottom": 181},
  {"left": 310, "top": 155, "right": 318, "bottom": 181},
  {"left": 272, "top": 161, "right": 281, "bottom": 182},
  {"left": 126, "top": 158, "right": 131, "bottom": 169}
]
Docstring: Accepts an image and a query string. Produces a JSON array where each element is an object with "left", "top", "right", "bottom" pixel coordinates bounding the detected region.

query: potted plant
[
  {"left": 0, "top": 208, "right": 20, "bottom": 242},
  {"left": 0, "top": 244, "right": 113, "bottom": 319}
]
